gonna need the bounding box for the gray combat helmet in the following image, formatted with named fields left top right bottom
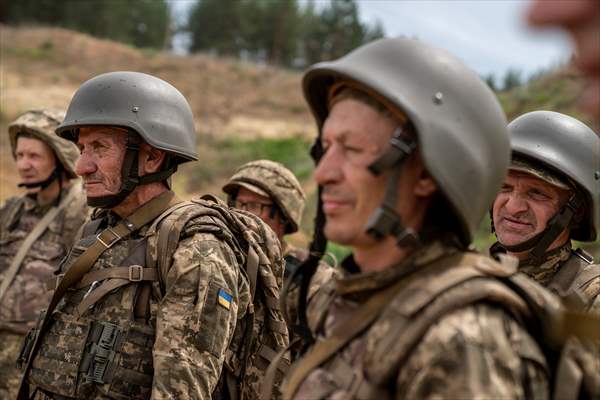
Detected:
left=222, top=160, right=306, bottom=234
left=303, top=37, right=510, bottom=245
left=509, top=110, right=599, bottom=242
left=9, top=109, right=79, bottom=179
left=56, top=71, right=198, bottom=208
left=56, top=71, right=198, bottom=163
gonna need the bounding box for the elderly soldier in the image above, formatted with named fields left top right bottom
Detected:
left=0, top=110, right=88, bottom=399
left=15, top=72, right=282, bottom=399
left=491, top=111, right=600, bottom=311
left=281, top=38, right=555, bottom=399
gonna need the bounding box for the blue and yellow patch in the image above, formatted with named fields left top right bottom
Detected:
left=217, top=289, right=232, bottom=310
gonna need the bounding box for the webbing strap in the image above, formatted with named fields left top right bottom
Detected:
left=282, top=275, right=408, bottom=399
left=46, top=266, right=158, bottom=291
left=261, top=338, right=298, bottom=400
left=76, top=278, right=130, bottom=317
left=0, top=183, right=80, bottom=304
left=17, top=190, right=180, bottom=400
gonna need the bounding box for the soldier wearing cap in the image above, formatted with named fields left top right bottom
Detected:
left=491, top=111, right=600, bottom=311
left=222, top=160, right=334, bottom=347
left=280, top=38, right=555, bottom=399
left=0, top=109, right=88, bottom=399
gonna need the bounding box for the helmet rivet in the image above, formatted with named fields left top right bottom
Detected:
left=595, top=171, right=600, bottom=180
left=433, top=92, right=443, bottom=105
left=132, top=106, right=139, bottom=113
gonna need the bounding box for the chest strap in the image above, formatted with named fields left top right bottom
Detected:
left=0, top=184, right=80, bottom=305
left=17, top=190, right=181, bottom=400
left=46, top=266, right=158, bottom=291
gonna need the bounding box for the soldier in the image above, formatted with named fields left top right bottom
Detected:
left=490, top=111, right=600, bottom=311
left=281, top=38, right=554, bottom=399
left=0, top=109, right=88, bottom=399
left=15, top=72, right=282, bottom=399
left=222, top=160, right=334, bottom=347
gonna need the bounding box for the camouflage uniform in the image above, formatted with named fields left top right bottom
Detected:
left=292, top=241, right=549, bottom=399
left=491, top=241, right=600, bottom=312
left=26, top=201, right=251, bottom=399
left=0, top=110, right=87, bottom=399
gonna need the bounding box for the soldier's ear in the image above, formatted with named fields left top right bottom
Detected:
left=140, top=143, right=166, bottom=174
left=414, top=167, right=437, bottom=198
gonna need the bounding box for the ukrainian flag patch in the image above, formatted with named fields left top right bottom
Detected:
left=217, top=289, right=232, bottom=310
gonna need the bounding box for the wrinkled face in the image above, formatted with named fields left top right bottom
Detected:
left=492, top=170, right=571, bottom=246
left=232, top=187, right=286, bottom=240
left=314, top=99, right=399, bottom=247
left=15, top=136, right=57, bottom=191
left=75, top=127, right=127, bottom=199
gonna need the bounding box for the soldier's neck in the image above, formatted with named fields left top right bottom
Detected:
left=111, top=183, right=169, bottom=218
left=508, top=231, right=571, bottom=261
left=35, top=179, right=64, bottom=206
left=353, top=236, right=415, bottom=273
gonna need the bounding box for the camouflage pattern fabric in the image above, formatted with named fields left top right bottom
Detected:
left=290, top=241, right=549, bottom=399
left=491, top=241, right=600, bottom=312
left=283, top=243, right=336, bottom=357
left=25, top=200, right=252, bottom=399
left=0, top=331, right=25, bottom=399
left=0, top=185, right=88, bottom=334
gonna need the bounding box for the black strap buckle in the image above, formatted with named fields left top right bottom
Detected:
left=80, top=321, right=123, bottom=384
left=16, top=329, right=37, bottom=369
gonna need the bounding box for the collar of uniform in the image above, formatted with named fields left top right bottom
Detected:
left=518, top=241, right=572, bottom=285
left=22, top=186, right=69, bottom=214
left=334, top=240, right=457, bottom=297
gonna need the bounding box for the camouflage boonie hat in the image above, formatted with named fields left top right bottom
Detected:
left=223, top=160, right=306, bottom=234
left=8, top=109, right=79, bottom=179
left=510, top=157, right=571, bottom=190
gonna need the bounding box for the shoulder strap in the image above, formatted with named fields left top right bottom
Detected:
left=17, top=190, right=180, bottom=400
left=0, top=184, right=80, bottom=304
left=548, top=249, right=596, bottom=310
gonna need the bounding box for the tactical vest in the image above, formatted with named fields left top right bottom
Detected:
left=284, top=251, right=600, bottom=400
left=20, top=194, right=289, bottom=399
left=547, top=248, right=599, bottom=311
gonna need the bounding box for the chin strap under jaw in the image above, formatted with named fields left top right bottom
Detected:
left=365, top=125, right=419, bottom=247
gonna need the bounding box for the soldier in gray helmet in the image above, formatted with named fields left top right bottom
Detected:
left=15, top=71, right=285, bottom=400
left=279, top=38, right=562, bottom=399
left=491, top=111, right=600, bottom=312
left=0, top=109, right=89, bottom=399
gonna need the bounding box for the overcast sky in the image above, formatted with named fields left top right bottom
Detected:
left=169, top=0, right=572, bottom=79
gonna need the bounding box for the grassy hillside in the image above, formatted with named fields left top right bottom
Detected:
left=1, top=26, right=596, bottom=255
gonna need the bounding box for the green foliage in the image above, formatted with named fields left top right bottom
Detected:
left=182, top=133, right=314, bottom=192
left=187, top=0, right=384, bottom=68
left=325, top=242, right=351, bottom=266
left=501, top=68, right=523, bottom=91
left=1, top=0, right=170, bottom=49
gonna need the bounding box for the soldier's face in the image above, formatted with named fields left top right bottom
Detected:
left=75, top=127, right=127, bottom=198
left=15, top=136, right=57, bottom=192
left=315, top=99, right=426, bottom=249
left=492, top=171, right=571, bottom=248
left=232, top=187, right=286, bottom=240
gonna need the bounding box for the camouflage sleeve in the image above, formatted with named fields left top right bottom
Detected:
left=579, top=264, right=600, bottom=314
left=61, top=182, right=90, bottom=249
left=151, top=232, right=250, bottom=399
left=396, top=304, right=550, bottom=399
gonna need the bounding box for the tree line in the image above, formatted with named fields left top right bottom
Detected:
left=1, top=0, right=384, bottom=69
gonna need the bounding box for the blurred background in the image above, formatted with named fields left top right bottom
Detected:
left=0, top=0, right=597, bottom=260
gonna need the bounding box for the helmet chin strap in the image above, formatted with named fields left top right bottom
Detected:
left=18, top=167, right=60, bottom=190
left=87, top=131, right=178, bottom=209
left=500, top=194, right=582, bottom=263
left=364, top=125, right=418, bottom=248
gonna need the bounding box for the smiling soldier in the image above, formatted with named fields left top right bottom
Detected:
left=491, top=111, right=600, bottom=312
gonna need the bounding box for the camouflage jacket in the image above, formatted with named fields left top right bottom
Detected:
left=288, top=241, right=549, bottom=399
left=0, top=183, right=88, bottom=334
left=26, top=195, right=252, bottom=399
left=491, top=241, right=600, bottom=312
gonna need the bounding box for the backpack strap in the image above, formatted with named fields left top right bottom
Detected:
left=17, top=190, right=180, bottom=400
left=548, top=248, right=596, bottom=310
left=0, top=184, right=80, bottom=304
